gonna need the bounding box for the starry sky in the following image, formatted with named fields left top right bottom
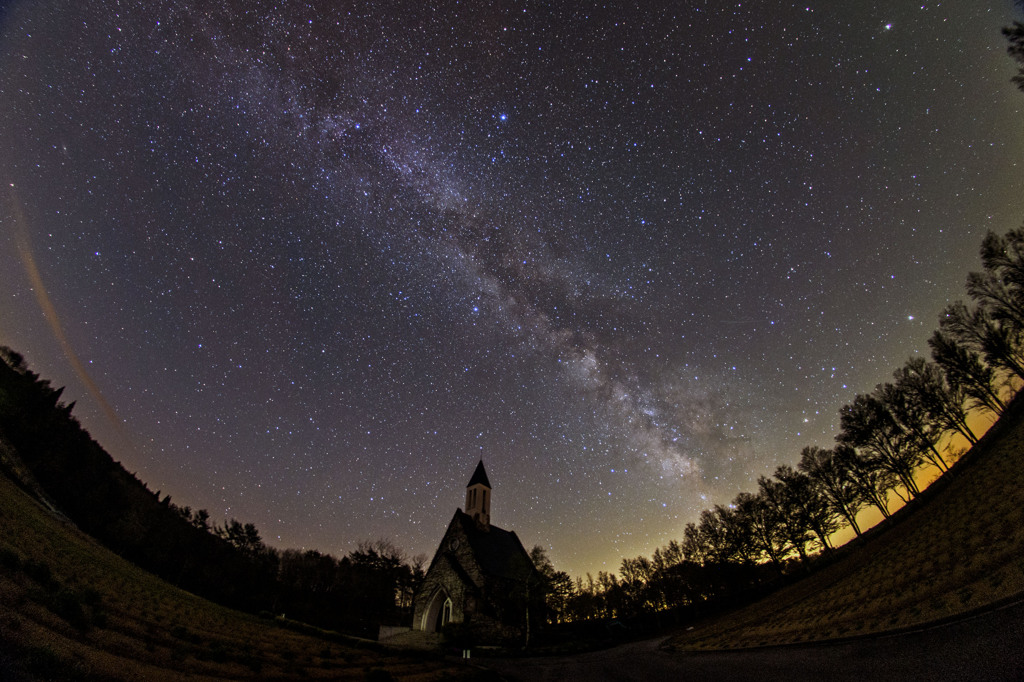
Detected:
left=2, top=1, right=1023, bottom=577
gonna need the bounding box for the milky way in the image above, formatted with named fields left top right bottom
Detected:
left=2, top=1, right=1023, bottom=575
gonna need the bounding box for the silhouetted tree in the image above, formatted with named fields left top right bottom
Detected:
left=619, top=555, right=656, bottom=615
left=530, top=545, right=573, bottom=623
left=1006, top=20, right=1024, bottom=92
left=879, top=376, right=949, bottom=473
left=940, top=301, right=1024, bottom=384
left=929, top=330, right=1006, bottom=416
left=838, top=393, right=921, bottom=498
left=218, top=519, right=266, bottom=556
left=716, top=503, right=758, bottom=565
left=566, top=574, right=602, bottom=621
left=798, top=445, right=865, bottom=535
left=346, top=539, right=416, bottom=632
left=278, top=548, right=341, bottom=596
left=693, top=507, right=730, bottom=564
left=895, top=357, right=977, bottom=452
left=655, top=560, right=706, bottom=608
left=0, top=346, right=27, bottom=372
left=758, top=475, right=813, bottom=563
left=192, top=508, right=212, bottom=531
left=652, top=539, right=685, bottom=572
left=682, top=522, right=708, bottom=565
left=734, top=490, right=787, bottom=570
left=773, top=464, right=841, bottom=552
left=935, top=227, right=1024, bottom=396
left=596, top=571, right=622, bottom=618
left=971, top=229, right=1024, bottom=325
left=646, top=540, right=690, bottom=610
left=834, top=443, right=893, bottom=519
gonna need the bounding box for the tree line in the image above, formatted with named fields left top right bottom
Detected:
left=0, top=349, right=423, bottom=638
left=529, top=27, right=1024, bottom=621
left=531, top=225, right=1024, bottom=626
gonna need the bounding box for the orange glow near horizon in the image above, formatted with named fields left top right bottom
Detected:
left=7, top=185, right=128, bottom=437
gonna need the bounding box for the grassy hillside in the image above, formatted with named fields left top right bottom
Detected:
left=666, top=395, right=1024, bottom=651
left=0, top=464, right=475, bottom=681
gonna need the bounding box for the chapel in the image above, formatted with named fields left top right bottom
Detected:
left=410, top=461, right=541, bottom=644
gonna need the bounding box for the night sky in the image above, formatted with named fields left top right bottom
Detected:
left=2, top=1, right=1023, bottom=577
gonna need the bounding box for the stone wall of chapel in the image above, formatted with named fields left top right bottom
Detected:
left=410, top=511, right=531, bottom=644
left=412, top=522, right=481, bottom=629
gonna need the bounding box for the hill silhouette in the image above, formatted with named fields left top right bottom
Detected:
left=0, top=439, right=478, bottom=680
left=0, top=347, right=425, bottom=642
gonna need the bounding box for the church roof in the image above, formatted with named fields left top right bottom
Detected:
left=466, top=460, right=491, bottom=488
left=453, top=509, right=535, bottom=581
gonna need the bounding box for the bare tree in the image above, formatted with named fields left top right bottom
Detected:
left=715, top=503, right=757, bottom=564
left=774, top=464, right=842, bottom=552
left=838, top=393, right=921, bottom=498
left=895, top=357, right=977, bottom=452
left=940, top=302, right=1024, bottom=384
left=682, top=521, right=708, bottom=565
left=833, top=443, right=894, bottom=520
left=734, top=490, right=788, bottom=570
left=879, top=373, right=950, bottom=473
left=930, top=330, right=1006, bottom=416
left=798, top=445, right=865, bottom=535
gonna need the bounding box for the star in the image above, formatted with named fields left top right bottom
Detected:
left=0, top=0, right=1020, bottom=578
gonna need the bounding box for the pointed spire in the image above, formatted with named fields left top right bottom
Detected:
left=467, top=460, right=491, bottom=488
left=465, top=460, right=491, bottom=530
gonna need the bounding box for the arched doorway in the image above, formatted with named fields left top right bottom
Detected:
left=420, top=589, right=453, bottom=633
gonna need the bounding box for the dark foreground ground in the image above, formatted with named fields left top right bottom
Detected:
left=481, top=597, right=1024, bottom=681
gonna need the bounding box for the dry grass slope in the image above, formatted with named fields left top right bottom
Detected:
left=0, top=470, right=479, bottom=680
left=667, top=399, right=1024, bottom=650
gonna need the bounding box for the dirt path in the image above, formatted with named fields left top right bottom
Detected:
left=480, top=599, right=1024, bottom=681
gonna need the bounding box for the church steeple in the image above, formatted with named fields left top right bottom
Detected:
left=465, top=460, right=491, bottom=529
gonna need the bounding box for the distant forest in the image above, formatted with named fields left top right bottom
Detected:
left=0, top=349, right=423, bottom=638
left=1, top=20, right=1022, bottom=642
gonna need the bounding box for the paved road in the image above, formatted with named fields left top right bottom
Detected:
left=481, top=600, right=1024, bottom=681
